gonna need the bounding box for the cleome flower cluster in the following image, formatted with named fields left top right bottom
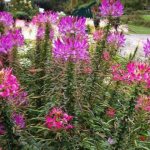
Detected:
left=32, top=11, right=59, bottom=40
left=45, top=107, right=73, bottom=130
left=53, top=16, right=89, bottom=62
left=99, top=0, right=124, bottom=17
left=0, top=29, right=24, bottom=54
left=0, top=68, right=20, bottom=98
left=0, top=11, right=14, bottom=27
left=135, top=96, right=150, bottom=112
left=107, top=32, right=126, bottom=49
left=111, top=62, right=150, bottom=87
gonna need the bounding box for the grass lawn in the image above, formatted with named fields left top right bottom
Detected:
left=142, top=15, right=150, bottom=21
left=128, top=24, right=150, bottom=34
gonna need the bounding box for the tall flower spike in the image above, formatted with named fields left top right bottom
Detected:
left=143, top=39, right=150, bottom=57
left=53, top=37, right=89, bottom=62
left=99, top=0, right=124, bottom=17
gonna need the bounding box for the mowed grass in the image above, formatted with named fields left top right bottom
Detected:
left=128, top=24, right=150, bottom=34
left=142, top=15, right=150, bottom=21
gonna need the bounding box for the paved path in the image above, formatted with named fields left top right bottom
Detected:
left=121, top=34, right=150, bottom=60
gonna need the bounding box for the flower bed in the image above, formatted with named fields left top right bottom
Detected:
left=0, top=1, right=150, bottom=149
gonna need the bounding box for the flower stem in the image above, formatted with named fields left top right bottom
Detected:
left=114, top=86, right=139, bottom=150
left=2, top=100, right=14, bottom=150
left=65, top=62, right=75, bottom=115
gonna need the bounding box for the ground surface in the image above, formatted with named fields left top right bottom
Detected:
left=121, top=34, right=150, bottom=59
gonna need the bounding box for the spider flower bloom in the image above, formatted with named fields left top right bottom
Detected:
left=59, top=16, right=86, bottom=37
left=102, top=51, right=110, bottom=61
left=12, top=113, right=25, bottom=129
left=45, top=107, right=73, bottom=130
left=0, top=33, right=14, bottom=53
left=53, top=37, right=89, bottom=62
left=106, top=107, right=116, bottom=118
left=143, top=39, right=150, bottom=57
left=8, top=91, right=28, bottom=107
left=135, top=96, right=150, bottom=112
left=0, top=30, right=24, bottom=54
left=32, top=11, right=59, bottom=25
left=111, top=62, right=150, bottom=84
left=11, top=29, right=24, bottom=47
left=93, top=29, right=104, bottom=41
left=107, top=32, right=125, bottom=48
left=99, top=0, right=124, bottom=17
left=0, top=11, right=14, bottom=27
left=0, top=68, right=20, bottom=98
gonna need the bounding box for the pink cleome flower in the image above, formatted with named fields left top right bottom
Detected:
left=0, top=29, right=24, bottom=54
left=135, top=96, right=150, bottom=112
left=8, top=91, right=28, bottom=107
left=99, top=0, right=124, bottom=17
left=53, top=16, right=89, bottom=63
left=12, top=112, right=26, bottom=129
left=59, top=16, right=86, bottom=37
left=45, top=107, right=73, bottom=131
left=53, top=37, right=89, bottom=62
left=106, top=107, right=116, bottom=118
left=0, top=11, right=14, bottom=27
left=93, top=29, right=104, bottom=41
left=0, top=68, right=20, bottom=98
left=111, top=62, right=150, bottom=86
left=107, top=32, right=125, bottom=49
left=32, top=11, right=59, bottom=25
left=102, top=51, right=110, bottom=61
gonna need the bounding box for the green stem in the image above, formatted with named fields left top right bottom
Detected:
left=9, top=47, right=19, bottom=75
left=84, top=20, right=111, bottom=104
left=42, top=23, right=50, bottom=68
left=35, top=23, right=50, bottom=108
left=114, top=86, right=139, bottom=150
left=65, top=61, right=75, bottom=115
left=2, top=100, right=14, bottom=150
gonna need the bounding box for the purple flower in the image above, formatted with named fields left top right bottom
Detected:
left=12, top=113, right=25, bottom=129
left=59, top=16, right=86, bottom=37
left=11, top=29, right=24, bottom=47
left=32, top=11, right=59, bottom=25
left=8, top=91, right=28, bottom=107
left=53, top=37, right=89, bottom=62
left=108, top=137, right=115, bottom=145
left=0, top=33, right=14, bottom=53
left=0, top=11, right=14, bottom=27
left=143, top=39, right=150, bottom=57
left=107, top=32, right=125, bottom=48
left=0, top=29, right=24, bottom=54
left=99, top=0, right=124, bottom=17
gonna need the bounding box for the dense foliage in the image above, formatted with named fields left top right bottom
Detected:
left=0, top=0, right=150, bottom=149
